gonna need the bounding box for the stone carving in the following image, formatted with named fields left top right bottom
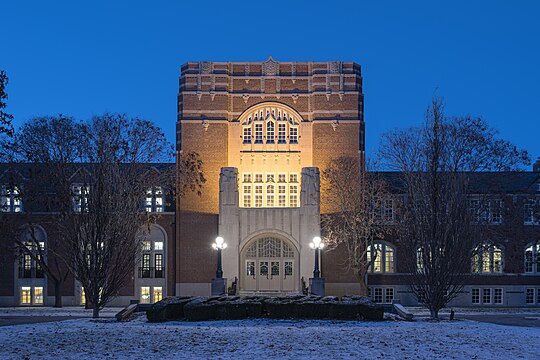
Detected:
left=328, top=61, right=340, bottom=74
left=200, top=61, right=212, bottom=74
left=262, top=56, right=278, bottom=76
left=292, top=93, right=299, bottom=104
left=201, top=119, right=209, bottom=131
left=331, top=119, right=339, bottom=131
left=219, top=167, right=238, bottom=206
left=243, top=94, right=250, bottom=104
left=301, top=167, right=320, bottom=206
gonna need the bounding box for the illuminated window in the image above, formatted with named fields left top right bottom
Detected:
left=289, top=127, right=298, bottom=144
left=289, top=173, right=298, bottom=183
left=1, top=185, right=22, bottom=212
left=155, top=254, right=163, bottom=278
left=71, top=184, right=89, bottom=212
left=254, top=185, right=263, bottom=207
left=278, top=185, right=287, bottom=207
left=289, top=185, right=298, bottom=207
left=154, top=241, right=163, bottom=251
left=145, top=187, right=164, bottom=213
left=142, top=241, right=151, bottom=251
left=472, top=243, right=503, bottom=273
left=153, top=287, right=163, bottom=303
left=266, top=122, right=275, bottom=143
left=525, top=243, right=540, bottom=273
left=21, top=287, right=31, bottom=305
left=278, top=123, right=286, bottom=143
left=141, top=286, right=150, bottom=304
left=81, top=287, right=86, bottom=305
left=471, top=288, right=480, bottom=304
left=243, top=127, right=252, bottom=144
left=243, top=173, right=252, bottom=183
left=34, top=287, right=43, bottom=305
left=255, top=124, right=263, bottom=144
left=267, top=185, right=275, bottom=207
left=243, top=185, right=251, bottom=207
left=367, top=242, right=395, bottom=273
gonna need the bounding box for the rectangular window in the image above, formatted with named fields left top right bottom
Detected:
left=266, top=122, right=275, bottom=143
left=385, top=288, right=394, bottom=304
left=469, top=199, right=480, bottom=223
left=154, top=241, right=163, bottom=251
left=289, top=127, right=298, bottom=144
left=278, top=173, right=286, bottom=183
left=243, top=185, right=251, bottom=207
left=141, top=287, right=151, bottom=304
left=383, top=199, right=393, bottom=222
left=471, top=288, right=480, bottom=304
left=254, top=173, right=263, bottom=183
left=81, top=287, right=86, bottom=305
left=142, top=241, right=151, bottom=251
left=266, top=173, right=275, bottom=183
left=526, top=288, right=535, bottom=304
left=482, top=288, right=491, bottom=304
left=71, top=185, right=89, bottom=213
left=255, top=124, right=263, bottom=144
left=243, top=127, right=252, bottom=144
left=266, top=185, right=275, bottom=207
left=278, top=185, right=287, bottom=207
left=243, top=173, right=252, bottom=183
left=155, top=254, right=163, bottom=278
left=278, top=123, right=286, bottom=143
left=154, top=187, right=164, bottom=212
left=524, top=198, right=537, bottom=224
left=373, top=288, right=383, bottom=303
left=494, top=288, right=503, bottom=304
left=289, top=173, right=298, bottom=183
left=34, top=287, right=43, bottom=305
left=490, top=200, right=502, bottom=224
left=255, top=185, right=263, bottom=207
left=289, top=185, right=298, bottom=207
left=1, top=186, right=22, bottom=213
left=537, top=288, right=540, bottom=305
left=153, top=287, right=163, bottom=303
left=141, top=254, right=151, bottom=278
left=21, top=287, right=31, bottom=305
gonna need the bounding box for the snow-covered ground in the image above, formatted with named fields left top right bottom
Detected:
left=0, top=314, right=539, bottom=359
left=0, top=306, right=122, bottom=317
left=409, top=306, right=540, bottom=316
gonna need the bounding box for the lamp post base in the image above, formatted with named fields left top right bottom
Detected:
left=309, top=277, right=325, bottom=296
left=211, top=278, right=227, bottom=296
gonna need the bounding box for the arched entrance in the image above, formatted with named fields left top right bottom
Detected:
left=240, top=236, right=298, bottom=293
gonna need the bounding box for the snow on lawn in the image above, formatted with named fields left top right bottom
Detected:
left=0, top=306, right=122, bottom=317
left=0, top=315, right=538, bottom=359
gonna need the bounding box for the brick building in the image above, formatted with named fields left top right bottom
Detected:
left=0, top=58, right=539, bottom=307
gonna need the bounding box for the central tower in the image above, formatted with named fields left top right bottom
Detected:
left=177, top=57, right=364, bottom=296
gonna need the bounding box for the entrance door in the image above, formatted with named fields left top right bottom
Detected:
left=241, top=236, right=297, bottom=293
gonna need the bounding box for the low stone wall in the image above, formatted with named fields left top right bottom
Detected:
left=147, top=295, right=384, bottom=322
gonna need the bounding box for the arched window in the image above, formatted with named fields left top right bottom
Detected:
left=525, top=243, right=540, bottom=273
left=472, top=243, right=503, bottom=273
left=367, top=242, right=395, bottom=273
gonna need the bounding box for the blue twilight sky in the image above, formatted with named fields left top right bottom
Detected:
left=2, top=0, right=539, bottom=162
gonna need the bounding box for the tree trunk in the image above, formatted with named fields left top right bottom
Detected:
left=430, top=308, right=439, bottom=320
left=53, top=279, right=63, bottom=308
left=357, top=270, right=369, bottom=296
left=92, top=306, right=100, bottom=318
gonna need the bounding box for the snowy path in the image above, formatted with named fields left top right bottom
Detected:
left=0, top=316, right=538, bottom=359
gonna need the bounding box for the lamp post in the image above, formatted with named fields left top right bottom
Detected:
left=309, top=236, right=324, bottom=278
left=212, top=236, right=227, bottom=279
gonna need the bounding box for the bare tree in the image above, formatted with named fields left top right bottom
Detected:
left=0, top=115, right=83, bottom=307
left=58, top=113, right=172, bottom=318
left=379, top=96, right=530, bottom=318
left=321, top=156, right=389, bottom=296
left=0, top=70, right=14, bottom=137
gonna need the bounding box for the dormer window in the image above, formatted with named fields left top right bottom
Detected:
left=1, top=185, right=22, bottom=213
